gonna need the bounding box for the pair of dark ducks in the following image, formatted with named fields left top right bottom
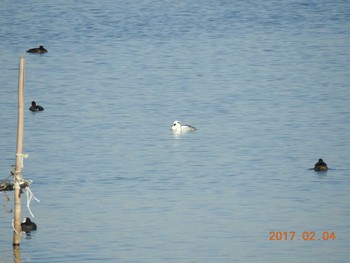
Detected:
left=27, top=46, right=46, bottom=112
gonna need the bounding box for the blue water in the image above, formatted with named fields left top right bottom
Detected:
left=1, top=0, right=350, bottom=262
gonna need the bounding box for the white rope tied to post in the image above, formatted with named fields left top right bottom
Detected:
left=12, top=218, right=19, bottom=234
left=9, top=179, right=39, bottom=233
left=12, top=218, right=25, bottom=237
left=13, top=177, right=21, bottom=190
left=25, top=185, right=40, bottom=218
left=16, top=153, right=29, bottom=168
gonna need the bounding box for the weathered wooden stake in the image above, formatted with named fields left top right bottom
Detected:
left=13, top=246, right=22, bottom=263
left=13, top=57, right=25, bottom=246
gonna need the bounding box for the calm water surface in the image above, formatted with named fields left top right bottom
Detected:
left=1, top=0, right=350, bottom=262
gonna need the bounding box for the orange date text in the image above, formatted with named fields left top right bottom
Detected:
left=269, top=231, right=335, bottom=241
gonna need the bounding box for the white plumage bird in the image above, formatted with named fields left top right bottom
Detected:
left=171, top=120, right=196, bottom=134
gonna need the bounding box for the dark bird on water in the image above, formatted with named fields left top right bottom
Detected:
left=21, top=217, right=37, bottom=232
left=26, top=45, right=48, bottom=53
left=29, top=101, right=44, bottom=112
left=314, top=158, right=328, bottom=172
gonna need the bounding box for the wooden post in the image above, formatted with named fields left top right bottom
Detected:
left=13, top=246, right=22, bottom=263
left=13, top=57, right=25, bottom=247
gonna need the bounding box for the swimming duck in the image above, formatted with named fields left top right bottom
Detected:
left=21, top=217, right=37, bottom=232
left=29, top=101, right=44, bottom=112
left=172, top=120, right=196, bottom=134
left=314, top=158, right=328, bottom=171
left=26, top=45, right=48, bottom=53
